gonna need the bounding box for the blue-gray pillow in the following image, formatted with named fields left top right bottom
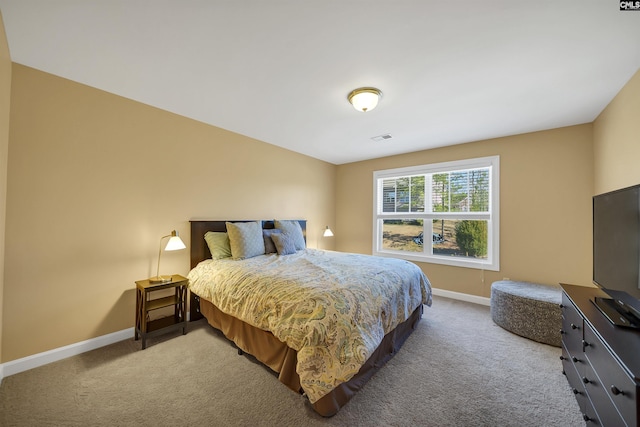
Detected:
left=226, top=221, right=265, bottom=260
left=274, top=220, right=306, bottom=251
left=271, top=232, right=297, bottom=255
left=204, top=231, right=232, bottom=259
left=263, top=229, right=281, bottom=254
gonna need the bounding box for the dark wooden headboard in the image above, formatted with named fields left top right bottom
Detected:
left=188, top=220, right=307, bottom=321
left=189, top=220, right=307, bottom=269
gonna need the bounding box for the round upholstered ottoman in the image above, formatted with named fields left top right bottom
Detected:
left=490, top=280, right=562, bottom=347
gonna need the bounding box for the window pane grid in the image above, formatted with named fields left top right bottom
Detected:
left=373, top=157, right=499, bottom=271
left=431, top=167, right=490, bottom=214
left=381, top=175, right=425, bottom=213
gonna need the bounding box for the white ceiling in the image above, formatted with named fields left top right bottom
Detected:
left=1, top=1, right=639, bottom=165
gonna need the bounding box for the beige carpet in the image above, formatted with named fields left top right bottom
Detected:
left=0, top=296, right=584, bottom=426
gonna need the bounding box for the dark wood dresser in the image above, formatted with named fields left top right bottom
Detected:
left=560, top=284, right=640, bottom=426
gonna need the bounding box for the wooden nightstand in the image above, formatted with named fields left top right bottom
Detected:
left=135, top=274, right=188, bottom=349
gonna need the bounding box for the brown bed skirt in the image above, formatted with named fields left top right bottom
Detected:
left=198, top=297, right=424, bottom=417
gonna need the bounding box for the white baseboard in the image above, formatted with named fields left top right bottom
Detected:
left=432, top=287, right=491, bottom=306
left=0, top=290, right=486, bottom=383
left=0, top=327, right=134, bottom=381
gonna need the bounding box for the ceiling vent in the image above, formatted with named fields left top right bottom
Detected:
left=371, top=134, right=393, bottom=142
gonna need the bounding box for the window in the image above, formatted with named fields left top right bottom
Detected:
left=373, top=156, right=499, bottom=271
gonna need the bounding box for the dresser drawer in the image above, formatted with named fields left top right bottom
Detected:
left=583, top=357, right=626, bottom=426
left=583, top=397, right=603, bottom=426
left=562, top=294, right=584, bottom=356
left=584, top=323, right=637, bottom=426
left=562, top=344, right=588, bottom=410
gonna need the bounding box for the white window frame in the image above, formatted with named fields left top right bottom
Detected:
left=372, top=156, right=500, bottom=271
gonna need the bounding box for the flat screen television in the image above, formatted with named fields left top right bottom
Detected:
left=592, top=184, right=640, bottom=328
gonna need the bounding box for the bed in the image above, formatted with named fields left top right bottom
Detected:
left=187, top=219, right=432, bottom=416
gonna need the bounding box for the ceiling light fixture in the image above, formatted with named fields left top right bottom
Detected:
left=347, top=87, right=382, bottom=112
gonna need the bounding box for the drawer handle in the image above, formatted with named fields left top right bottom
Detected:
left=610, top=385, right=625, bottom=396
left=571, top=323, right=579, bottom=330
left=582, top=377, right=590, bottom=384
left=572, top=356, right=579, bottom=363
left=572, top=388, right=581, bottom=395
left=560, top=329, right=565, bottom=335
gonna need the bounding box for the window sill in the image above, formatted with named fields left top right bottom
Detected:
left=373, top=250, right=499, bottom=271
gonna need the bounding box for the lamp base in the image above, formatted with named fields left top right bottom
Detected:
left=148, top=275, right=173, bottom=284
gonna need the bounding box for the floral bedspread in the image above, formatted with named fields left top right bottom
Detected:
left=187, top=248, right=432, bottom=404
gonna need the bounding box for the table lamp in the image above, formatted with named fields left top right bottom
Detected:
left=149, top=230, right=186, bottom=283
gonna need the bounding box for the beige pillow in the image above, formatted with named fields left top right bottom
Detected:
left=204, top=231, right=232, bottom=259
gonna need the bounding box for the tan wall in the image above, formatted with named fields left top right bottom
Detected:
left=336, top=125, right=594, bottom=297
left=2, top=64, right=336, bottom=362
left=3, top=48, right=634, bottom=366
left=0, top=11, right=12, bottom=368
left=593, top=69, right=640, bottom=195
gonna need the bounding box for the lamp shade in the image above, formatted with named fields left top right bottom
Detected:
left=323, top=226, right=334, bottom=237
left=165, top=234, right=186, bottom=251
left=348, top=87, right=382, bottom=112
